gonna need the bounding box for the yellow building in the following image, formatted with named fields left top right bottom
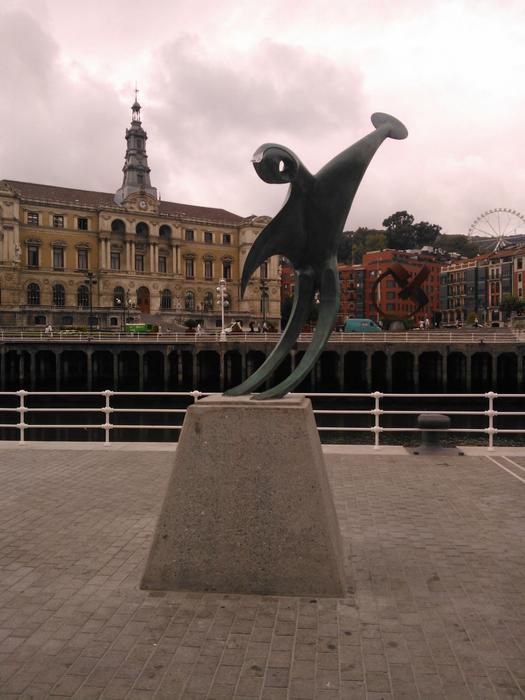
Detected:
left=0, top=99, right=279, bottom=330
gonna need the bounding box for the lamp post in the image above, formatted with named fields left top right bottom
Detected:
left=115, top=290, right=129, bottom=331
left=84, top=272, right=97, bottom=337
left=216, top=278, right=228, bottom=341
left=260, top=277, right=269, bottom=329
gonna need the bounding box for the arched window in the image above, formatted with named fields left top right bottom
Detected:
left=77, top=285, right=89, bottom=308
left=203, top=291, right=213, bottom=312
left=27, top=283, right=40, bottom=305
left=111, top=219, right=126, bottom=233
left=52, top=283, right=65, bottom=307
left=159, top=225, right=171, bottom=241
left=184, top=291, right=195, bottom=312
left=160, top=289, right=172, bottom=310
left=113, top=286, right=125, bottom=307
left=136, top=222, right=149, bottom=238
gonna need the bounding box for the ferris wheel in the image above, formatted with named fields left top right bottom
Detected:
left=468, top=208, right=525, bottom=251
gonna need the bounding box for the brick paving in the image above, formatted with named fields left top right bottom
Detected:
left=0, top=446, right=524, bottom=699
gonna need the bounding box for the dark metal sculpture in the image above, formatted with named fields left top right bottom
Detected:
left=372, top=262, right=430, bottom=320
left=226, top=112, right=408, bottom=400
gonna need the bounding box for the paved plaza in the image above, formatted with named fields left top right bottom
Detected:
left=0, top=444, right=524, bottom=699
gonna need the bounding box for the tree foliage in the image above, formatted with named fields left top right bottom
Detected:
left=500, top=294, right=525, bottom=319
left=337, top=227, right=386, bottom=263
left=434, top=233, right=479, bottom=258
left=382, top=211, right=442, bottom=249
left=337, top=211, right=481, bottom=262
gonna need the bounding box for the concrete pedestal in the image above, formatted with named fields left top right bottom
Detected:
left=141, top=395, right=346, bottom=596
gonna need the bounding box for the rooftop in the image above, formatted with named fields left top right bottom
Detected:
left=1, top=180, right=246, bottom=227
left=0, top=443, right=524, bottom=698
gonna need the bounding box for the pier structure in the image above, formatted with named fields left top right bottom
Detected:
left=1, top=332, right=524, bottom=393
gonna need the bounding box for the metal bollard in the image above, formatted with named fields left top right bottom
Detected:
left=413, top=412, right=459, bottom=454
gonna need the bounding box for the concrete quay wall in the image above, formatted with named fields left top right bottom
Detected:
left=0, top=337, right=523, bottom=393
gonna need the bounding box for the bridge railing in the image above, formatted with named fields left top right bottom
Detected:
left=0, top=389, right=520, bottom=451
left=0, top=329, right=524, bottom=344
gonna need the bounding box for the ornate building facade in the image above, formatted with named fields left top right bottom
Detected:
left=0, top=100, right=279, bottom=329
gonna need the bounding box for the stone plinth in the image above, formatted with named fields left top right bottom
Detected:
left=141, top=395, right=346, bottom=596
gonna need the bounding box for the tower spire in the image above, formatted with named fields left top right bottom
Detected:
left=114, top=92, right=157, bottom=205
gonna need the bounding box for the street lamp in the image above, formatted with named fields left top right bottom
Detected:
left=260, top=277, right=269, bottom=330
left=115, top=290, right=129, bottom=331
left=84, top=272, right=97, bottom=337
left=216, top=278, right=228, bottom=341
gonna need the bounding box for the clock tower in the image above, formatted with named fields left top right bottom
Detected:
left=114, top=93, right=158, bottom=205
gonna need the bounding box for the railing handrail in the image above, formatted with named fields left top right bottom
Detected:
left=0, top=388, right=520, bottom=451
left=0, top=329, right=523, bottom=345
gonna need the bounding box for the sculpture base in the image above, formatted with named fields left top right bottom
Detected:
left=141, top=395, right=346, bottom=596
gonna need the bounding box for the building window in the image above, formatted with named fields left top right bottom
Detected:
left=27, top=212, right=39, bottom=225
left=160, top=289, right=172, bottom=310
left=77, top=218, right=88, bottom=230
left=158, top=255, right=167, bottom=273
left=28, top=245, right=39, bottom=268
left=159, top=225, right=171, bottom=240
left=52, top=247, right=64, bottom=270
left=185, top=229, right=194, bottom=241
left=518, top=258, right=523, bottom=270
left=222, top=234, right=231, bottom=245
left=34, top=315, right=46, bottom=325
left=203, top=291, right=213, bottom=311
left=204, top=231, right=213, bottom=243
left=110, top=317, right=119, bottom=327
left=77, top=249, right=88, bottom=270
left=61, top=315, right=74, bottom=325
left=204, top=260, right=213, bottom=279
left=185, top=291, right=195, bottom=311
left=27, top=283, right=40, bottom=305
left=223, top=261, right=232, bottom=279
left=77, top=285, right=89, bottom=308
left=260, top=262, right=269, bottom=279
left=111, top=219, right=126, bottom=233
left=185, top=258, right=195, bottom=278
left=135, top=254, right=144, bottom=272
left=53, top=284, right=65, bottom=306
left=110, top=252, right=120, bottom=270
left=53, top=215, right=64, bottom=228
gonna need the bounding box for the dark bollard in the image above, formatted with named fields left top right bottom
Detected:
left=413, top=412, right=454, bottom=454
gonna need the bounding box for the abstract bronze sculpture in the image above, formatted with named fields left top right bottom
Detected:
left=372, top=262, right=430, bottom=320
left=226, top=112, right=408, bottom=399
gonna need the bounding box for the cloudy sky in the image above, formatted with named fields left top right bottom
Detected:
left=1, top=0, right=525, bottom=236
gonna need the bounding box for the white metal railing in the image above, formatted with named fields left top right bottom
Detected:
left=0, top=389, right=522, bottom=451
left=0, top=329, right=524, bottom=344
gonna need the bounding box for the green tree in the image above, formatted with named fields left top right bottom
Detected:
left=337, top=227, right=386, bottom=263
left=413, top=221, right=441, bottom=247
left=435, top=234, right=479, bottom=258
left=500, top=294, right=525, bottom=319
left=383, top=211, right=416, bottom=249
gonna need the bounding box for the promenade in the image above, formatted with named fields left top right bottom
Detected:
left=0, top=443, right=524, bottom=699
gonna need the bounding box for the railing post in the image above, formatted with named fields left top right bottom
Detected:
left=485, top=390, right=497, bottom=451
left=371, top=390, right=383, bottom=450
left=16, top=389, right=28, bottom=445
left=102, top=389, right=114, bottom=445
left=190, top=390, right=203, bottom=403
